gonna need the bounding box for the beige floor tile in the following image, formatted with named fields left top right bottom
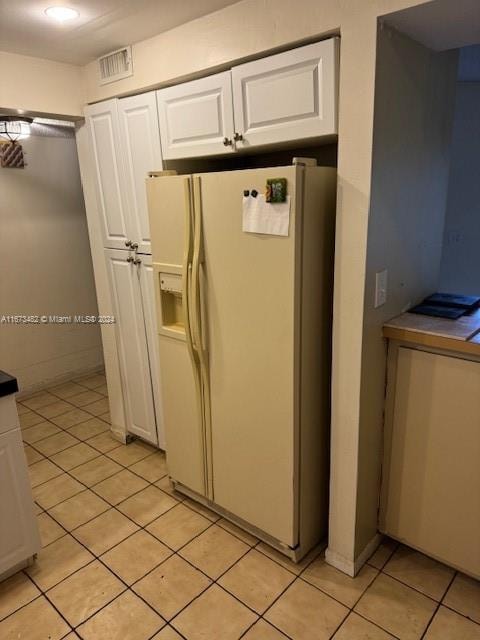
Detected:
left=34, top=501, right=44, bottom=514
left=180, top=524, right=249, bottom=579
left=19, top=410, right=45, bottom=429
left=33, top=431, right=79, bottom=456
left=172, top=584, right=257, bottom=640
left=50, top=442, right=100, bottom=470
left=242, top=619, right=290, bottom=639
left=48, top=489, right=110, bottom=531
left=32, top=473, right=84, bottom=509
left=303, top=554, right=378, bottom=607
left=70, top=455, right=122, bottom=486
left=0, top=572, right=40, bottom=621
left=129, top=452, right=168, bottom=482
left=355, top=573, right=437, bottom=640
left=86, top=431, right=122, bottom=453
left=73, top=508, right=139, bottom=555
left=117, top=486, right=177, bottom=526
left=384, top=545, right=455, bottom=601
left=101, top=530, right=171, bottom=584
left=63, top=633, right=81, bottom=639
left=107, top=441, right=157, bottom=467
left=26, top=534, right=94, bottom=590
left=16, top=402, right=31, bottom=415
left=28, top=459, right=62, bottom=487
left=68, top=390, right=104, bottom=407
left=256, top=541, right=322, bottom=576
left=37, top=512, right=65, bottom=547
left=22, top=421, right=60, bottom=444
left=146, top=503, right=211, bottom=550
left=155, top=476, right=185, bottom=500
left=49, top=381, right=87, bottom=399
left=47, top=560, right=124, bottom=627
left=443, top=572, right=480, bottom=623
left=219, top=548, right=295, bottom=613
left=68, top=417, right=109, bottom=440
left=84, top=397, right=110, bottom=416
left=152, top=626, right=184, bottom=639
left=35, top=400, right=73, bottom=419
left=96, top=383, right=108, bottom=396
left=23, top=444, right=44, bottom=465
left=93, top=469, right=149, bottom=505
left=333, top=612, right=396, bottom=639
left=265, top=579, right=348, bottom=640
left=22, top=392, right=59, bottom=410
left=0, top=595, right=70, bottom=640
left=181, top=497, right=220, bottom=521
left=50, top=407, right=91, bottom=428
left=424, top=605, right=480, bottom=639
left=99, top=411, right=111, bottom=423
left=77, top=590, right=164, bottom=640
left=77, top=373, right=106, bottom=389
left=368, top=538, right=399, bottom=570
left=133, top=554, right=211, bottom=620
left=217, top=518, right=259, bottom=546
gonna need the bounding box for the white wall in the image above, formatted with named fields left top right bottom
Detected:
left=0, top=127, right=103, bottom=393
left=439, top=83, right=480, bottom=295
left=357, top=25, right=457, bottom=554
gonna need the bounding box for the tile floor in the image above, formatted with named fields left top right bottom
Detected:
left=1, top=372, right=479, bottom=639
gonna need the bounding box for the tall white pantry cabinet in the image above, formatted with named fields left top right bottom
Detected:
left=83, top=92, right=165, bottom=448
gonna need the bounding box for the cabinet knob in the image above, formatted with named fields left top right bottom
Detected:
left=125, top=240, right=133, bottom=248
left=233, top=132, right=243, bottom=142
left=126, top=256, right=134, bottom=263
left=133, top=258, right=142, bottom=265
left=223, top=137, right=233, bottom=146
left=131, top=242, right=139, bottom=251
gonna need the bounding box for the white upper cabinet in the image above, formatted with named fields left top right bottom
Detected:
left=157, top=71, right=235, bottom=159
left=231, top=39, right=339, bottom=148
left=86, top=100, right=129, bottom=250
left=118, top=92, right=163, bottom=254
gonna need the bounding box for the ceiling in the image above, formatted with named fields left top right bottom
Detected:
left=383, top=0, right=480, bottom=52
left=0, top=0, right=240, bottom=65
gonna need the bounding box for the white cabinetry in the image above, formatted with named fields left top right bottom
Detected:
left=156, top=39, right=339, bottom=159
left=380, top=345, right=480, bottom=578
left=0, top=394, right=40, bottom=578
left=85, top=93, right=164, bottom=448
left=157, top=71, right=235, bottom=159
left=232, top=39, right=339, bottom=148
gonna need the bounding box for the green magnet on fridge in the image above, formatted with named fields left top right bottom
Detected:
left=265, top=178, right=287, bottom=203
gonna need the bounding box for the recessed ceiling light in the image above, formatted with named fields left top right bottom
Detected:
left=45, top=6, right=79, bottom=22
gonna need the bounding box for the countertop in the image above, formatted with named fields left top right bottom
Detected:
left=0, top=371, right=18, bottom=398
left=383, top=309, right=480, bottom=357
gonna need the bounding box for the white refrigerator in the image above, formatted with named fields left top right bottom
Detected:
left=147, top=162, right=336, bottom=560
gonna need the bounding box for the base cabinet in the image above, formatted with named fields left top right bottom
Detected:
left=380, top=345, right=480, bottom=578
left=0, top=395, right=40, bottom=578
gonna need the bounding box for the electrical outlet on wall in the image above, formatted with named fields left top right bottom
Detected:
left=375, top=269, right=388, bottom=308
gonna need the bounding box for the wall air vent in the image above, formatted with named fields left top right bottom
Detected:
left=98, top=46, right=133, bottom=85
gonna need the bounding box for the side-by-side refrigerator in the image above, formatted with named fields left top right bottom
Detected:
left=147, top=162, right=336, bottom=560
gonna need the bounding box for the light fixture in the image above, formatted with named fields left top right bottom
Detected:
left=0, top=116, right=33, bottom=142
left=45, top=6, right=79, bottom=22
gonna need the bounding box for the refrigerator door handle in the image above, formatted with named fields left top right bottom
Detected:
left=192, top=176, right=214, bottom=499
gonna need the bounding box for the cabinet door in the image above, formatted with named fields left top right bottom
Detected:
left=138, top=255, right=165, bottom=449
left=105, top=249, right=158, bottom=445
left=86, top=100, right=130, bottom=250
left=232, top=39, right=339, bottom=148
left=381, top=347, right=480, bottom=578
left=0, top=429, right=40, bottom=575
left=117, top=93, right=163, bottom=254
left=157, top=71, right=235, bottom=159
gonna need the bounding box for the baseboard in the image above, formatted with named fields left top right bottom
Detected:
left=325, top=532, right=383, bottom=577
left=17, top=362, right=104, bottom=399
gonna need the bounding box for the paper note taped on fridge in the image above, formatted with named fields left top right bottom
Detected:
left=242, top=194, right=291, bottom=237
